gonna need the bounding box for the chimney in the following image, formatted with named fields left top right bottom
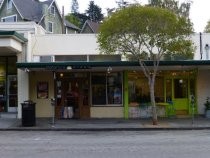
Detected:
left=62, top=6, right=65, bottom=34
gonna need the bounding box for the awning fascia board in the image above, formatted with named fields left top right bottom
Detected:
left=16, top=60, right=210, bottom=71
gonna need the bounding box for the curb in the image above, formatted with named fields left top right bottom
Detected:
left=1, top=127, right=210, bottom=131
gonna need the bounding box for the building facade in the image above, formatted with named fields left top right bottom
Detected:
left=0, top=0, right=80, bottom=33
left=1, top=22, right=210, bottom=120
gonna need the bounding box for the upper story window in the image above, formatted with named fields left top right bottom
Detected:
left=50, top=6, right=55, bottom=16
left=1, top=15, right=17, bottom=22
left=7, top=0, right=12, bottom=9
left=48, top=22, right=53, bottom=33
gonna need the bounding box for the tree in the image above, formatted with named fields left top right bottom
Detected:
left=97, top=5, right=194, bottom=125
left=71, top=0, right=79, bottom=13
left=148, top=0, right=192, bottom=19
left=86, top=1, right=104, bottom=22
left=65, top=13, right=81, bottom=28
left=204, top=20, right=210, bottom=33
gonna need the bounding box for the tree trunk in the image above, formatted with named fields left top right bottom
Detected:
left=149, top=76, right=158, bottom=125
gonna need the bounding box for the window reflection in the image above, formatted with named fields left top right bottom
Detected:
left=174, top=79, right=188, bottom=98
left=91, top=73, right=106, bottom=105
left=107, top=73, right=122, bottom=104
left=91, top=72, right=122, bottom=105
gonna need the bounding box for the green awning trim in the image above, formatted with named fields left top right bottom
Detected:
left=16, top=60, right=210, bottom=70
left=0, top=30, right=28, bottom=43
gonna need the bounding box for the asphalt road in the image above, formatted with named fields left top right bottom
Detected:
left=0, top=130, right=210, bottom=158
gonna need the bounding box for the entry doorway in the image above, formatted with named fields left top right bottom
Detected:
left=56, top=73, right=90, bottom=119
left=165, top=78, right=189, bottom=115
left=7, top=75, right=17, bottom=112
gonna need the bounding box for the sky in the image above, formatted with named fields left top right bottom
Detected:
left=56, top=0, right=210, bottom=33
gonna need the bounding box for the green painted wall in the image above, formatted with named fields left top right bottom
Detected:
left=123, top=71, right=129, bottom=119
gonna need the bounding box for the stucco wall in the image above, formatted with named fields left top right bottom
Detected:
left=91, top=107, right=124, bottom=118
left=31, top=34, right=99, bottom=56
left=29, top=71, right=54, bottom=117
left=197, top=69, right=210, bottom=114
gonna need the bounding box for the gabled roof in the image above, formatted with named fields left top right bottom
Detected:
left=81, top=20, right=100, bottom=33
left=64, top=19, right=81, bottom=31
left=0, top=0, right=78, bottom=31
left=13, top=0, right=47, bottom=23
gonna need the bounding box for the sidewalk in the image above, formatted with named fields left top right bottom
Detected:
left=1, top=116, right=210, bottom=131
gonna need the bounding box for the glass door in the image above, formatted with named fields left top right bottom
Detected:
left=7, top=75, right=17, bottom=112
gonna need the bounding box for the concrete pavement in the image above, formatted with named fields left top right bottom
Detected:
left=0, top=116, right=210, bottom=131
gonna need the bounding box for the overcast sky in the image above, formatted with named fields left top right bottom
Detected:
left=56, top=0, right=210, bottom=33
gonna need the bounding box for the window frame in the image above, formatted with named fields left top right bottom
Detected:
left=7, top=0, right=12, bottom=10
left=48, top=21, right=53, bottom=33
left=91, top=72, right=123, bottom=106
left=1, top=15, right=17, bottom=22
left=50, top=6, right=55, bottom=16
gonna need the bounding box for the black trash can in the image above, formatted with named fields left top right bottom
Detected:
left=21, top=100, right=36, bottom=127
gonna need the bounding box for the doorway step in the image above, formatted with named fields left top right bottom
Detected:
left=176, top=110, right=189, bottom=118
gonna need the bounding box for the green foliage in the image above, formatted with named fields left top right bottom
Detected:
left=148, top=0, right=191, bottom=18
left=204, top=20, right=210, bottom=33
left=164, top=40, right=195, bottom=60
left=65, top=13, right=89, bottom=28
left=98, top=5, right=194, bottom=60
left=86, top=1, right=104, bottom=22
left=65, top=13, right=81, bottom=28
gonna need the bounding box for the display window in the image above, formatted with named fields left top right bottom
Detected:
left=128, top=71, right=164, bottom=105
left=91, top=72, right=122, bottom=106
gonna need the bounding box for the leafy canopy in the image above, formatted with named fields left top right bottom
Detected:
left=148, top=0, right=191, bottom=18
left=204, top=20, right=210, bottom=33
left=86, top=1, right=104, bottom=22
left=98, top=5, right=194, bottom=60
left=71, top=0, right=79, bottom=13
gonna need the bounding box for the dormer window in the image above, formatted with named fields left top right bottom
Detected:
left=50, top=6, right=55, bottom=16
left=7, top=0, right=12, bottom=9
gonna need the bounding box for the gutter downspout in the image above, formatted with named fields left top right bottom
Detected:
left=200, top=32, right=203, bottom=60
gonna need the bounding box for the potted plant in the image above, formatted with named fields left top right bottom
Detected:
left=204, top=97, right=210, bottom=118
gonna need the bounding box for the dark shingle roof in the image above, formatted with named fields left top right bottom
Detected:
left=13, top=0, right=48, bottom=22
left=81, top=20, right=100, bottom=33
left=2, top=0, right=79, bottom=31
left=64, top=20, right=81, bottom=31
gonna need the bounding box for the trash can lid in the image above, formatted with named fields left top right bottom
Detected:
left=24, top=100, right=34, bottom=103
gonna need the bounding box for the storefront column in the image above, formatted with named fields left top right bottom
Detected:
left=123, top=71, right=129, bottom=119
left=17, top=69, right=29, bottom=118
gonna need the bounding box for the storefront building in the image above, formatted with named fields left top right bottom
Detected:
left=1, top=24, right=210, bottom=119
left=17, top=60, right=210, bottom=119
left=0, top=31, right=27, bottom=114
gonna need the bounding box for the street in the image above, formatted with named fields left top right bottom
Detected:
left=0, top=130, right=210, bottom=158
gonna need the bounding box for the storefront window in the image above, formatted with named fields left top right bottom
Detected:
left=128, top=71, right=164, bottom=104
left=8, top=57, right=17, bottom=74
left=91, top=73, right=106, bottom=105
left=107, top=73, right=122, bottom=104
left=91, top=72, right=122, bottom=105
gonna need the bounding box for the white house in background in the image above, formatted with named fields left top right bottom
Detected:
left=1, top=22, right=210, bottom=120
